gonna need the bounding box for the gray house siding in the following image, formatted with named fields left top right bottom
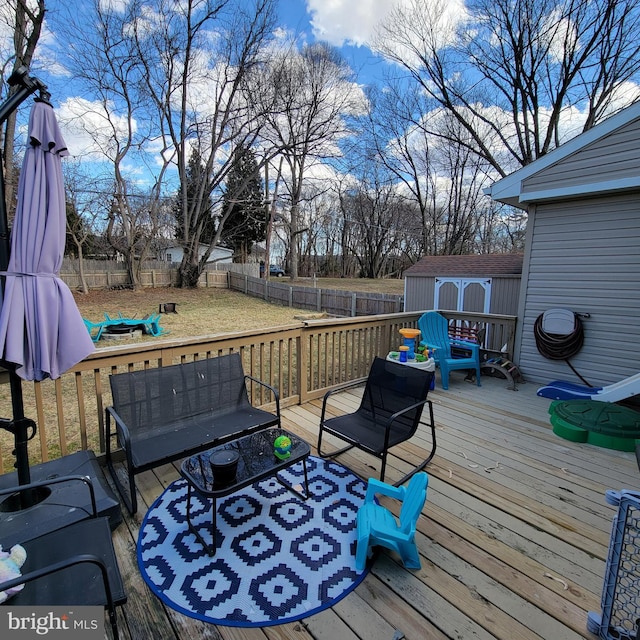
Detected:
left=516, top=193, right=640, bottom=385
left=522, top=119, right=640, bottom=196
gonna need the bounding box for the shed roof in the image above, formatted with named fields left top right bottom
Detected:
left=486, top=100, right=640, bottom=208
left=404, top=254, right=523, bottom=277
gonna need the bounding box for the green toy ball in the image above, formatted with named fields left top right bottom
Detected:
left=274, top=435, right=292, bottom=460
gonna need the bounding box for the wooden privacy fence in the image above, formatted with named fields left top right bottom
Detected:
left=229, top=271, right=404, bottom=317
left=59, top=261, right=403, bottom=317
left=60, top=268, right=231, bottom=290
left=0, top=310, right=516, bottom=474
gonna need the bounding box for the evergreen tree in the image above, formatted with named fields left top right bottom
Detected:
left=220, top=145, right=266, bottom=262
left=173, top=148, right=215, bottom=244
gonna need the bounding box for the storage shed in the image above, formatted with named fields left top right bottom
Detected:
left=486, top=100, right=640, bottom=386
left=404, top=254, right=523, bottom=315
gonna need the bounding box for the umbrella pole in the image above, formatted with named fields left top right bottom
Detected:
left=0, top=67, right=48, bottom=504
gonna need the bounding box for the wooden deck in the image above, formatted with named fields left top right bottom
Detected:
left=105, top=373, right=639, bottom=640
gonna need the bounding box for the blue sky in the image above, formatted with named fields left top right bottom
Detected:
left=1, top=0, right=398, bottom=103
left=0, top=0, right=399, bottom=160
left=0, top=0, right=405, bottom=181
left=276, top=0, right=395, bottom=86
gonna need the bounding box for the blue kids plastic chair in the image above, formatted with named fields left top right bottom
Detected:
left=355, top=472, right=428, bottom=570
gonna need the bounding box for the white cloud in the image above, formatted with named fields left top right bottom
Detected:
left=55, top=96, right=135, bottom=160
left=306, top=0, right=403, bottom=47
left=306, top=0, right=467, bottom=51
left=99, top=0, right=130, bottom=13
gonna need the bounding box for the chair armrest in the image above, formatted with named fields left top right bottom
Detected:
left=383, top=398, right=431, bottom=430
left=320, top=378, right=367, bottom=422
left=0, top=475, right=98, bottom=518
left=377, top=397, right=432, bottom=450
left=105, top=407, right=132, bottom=446
left=0, top=553, right=116, bottom=610
left=365, top=477, right=404, bottom=502
left=244, top=375, right=281, bottom=415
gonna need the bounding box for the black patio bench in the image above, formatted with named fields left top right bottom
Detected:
left=105, top=352, right=281, bottom=514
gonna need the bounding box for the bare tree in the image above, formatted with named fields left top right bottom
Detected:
left=363, top=82, right=439, bottom=256
left=55, top=0, right=277, bottom=288
left=337, top=161, right=407, bottom=279
left=375, top=0, right=640, bottom=176
left=63, top=161, right=112, bottom=293
left=360, top=85, right=501, bottom=257
left=475, top=202, right=527, bottom=253
left=132, top=0, right=277, bottom=287
left=56, top=0, right=162, bottom=287
left=256, top=41, right=364, bottom=279
left=0, top=0, right=45, bottom=212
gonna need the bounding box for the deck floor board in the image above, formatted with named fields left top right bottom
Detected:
left=104, top=375, right=637, bottom=639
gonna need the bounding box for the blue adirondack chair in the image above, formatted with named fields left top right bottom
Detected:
left=417, top=311, right=481, bottom=390
left=355, top=472, right=428, bottom=570
left=142, top=313, right=167, bottom=337
left=103, top=312, right=167, bottom=337
left=83, top=318, right=105, bottom=343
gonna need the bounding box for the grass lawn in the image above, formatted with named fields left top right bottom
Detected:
left=290, top=276, right=404, bottom=295
left=74, top=278, right=404, bottom=343
left=75, top=288, right=308, bottom=342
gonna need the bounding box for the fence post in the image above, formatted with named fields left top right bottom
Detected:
left=298, top=328, right=308, bottom=403
left=351, top=293, right=357, bottom=317
left=316, top=289, right=322, bottom=312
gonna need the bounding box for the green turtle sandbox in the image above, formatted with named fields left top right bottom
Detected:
left=548, top=399, right=640, bottom=452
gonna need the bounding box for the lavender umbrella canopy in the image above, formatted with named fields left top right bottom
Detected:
left=0, top=100, right=94, bottom=381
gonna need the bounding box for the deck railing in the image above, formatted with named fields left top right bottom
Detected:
left=0, top=310, right=516, bottom=473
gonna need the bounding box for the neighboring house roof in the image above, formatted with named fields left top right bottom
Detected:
left=164, top=244, right=233, bottom=255
left=486, top=100, right=640, bottom=208
left=404, top=254, right=523, bottom=277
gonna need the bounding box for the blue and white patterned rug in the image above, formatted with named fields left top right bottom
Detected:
left=137, top=456, right=368, bottom=627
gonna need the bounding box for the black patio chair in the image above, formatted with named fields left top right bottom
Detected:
left=0, top=476, right=126, bottom=639
left=317, top=357, right=436, bottom=485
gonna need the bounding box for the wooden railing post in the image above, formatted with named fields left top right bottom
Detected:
left=298, top=326, right=309, bottom=404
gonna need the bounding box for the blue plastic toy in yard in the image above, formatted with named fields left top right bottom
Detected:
left=588, top=490, right=640, bottom=640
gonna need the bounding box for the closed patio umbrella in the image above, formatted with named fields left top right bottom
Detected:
left=0, top=84, right=94, bottom=489
left=0, top=99, right=94, bottom=381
